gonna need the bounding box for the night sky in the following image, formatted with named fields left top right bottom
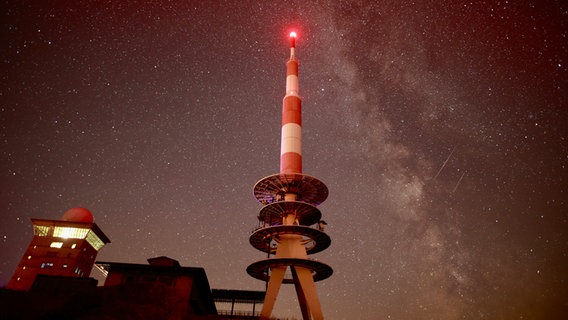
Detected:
left=1, top=1, right=567, bottom=319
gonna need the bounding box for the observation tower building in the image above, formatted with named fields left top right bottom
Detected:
left=8, top=207, right=110, bottom=291
left=247, top=32, right=332, bottom=320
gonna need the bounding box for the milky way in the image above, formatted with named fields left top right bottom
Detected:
left=1, top=1, right=566, bottom=319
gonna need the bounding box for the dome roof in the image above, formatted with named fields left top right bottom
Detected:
left=61, top=207, right=94, bottom=223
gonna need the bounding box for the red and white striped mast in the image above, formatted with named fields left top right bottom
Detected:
left=280, top=31, right=302, bottom=175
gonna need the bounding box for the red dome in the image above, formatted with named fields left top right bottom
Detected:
left=61, top=207, right=94, bottom=223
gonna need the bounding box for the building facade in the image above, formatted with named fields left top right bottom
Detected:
left=8, top=207, right=110, bottom=291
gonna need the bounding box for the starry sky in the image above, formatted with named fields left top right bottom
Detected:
left=1, top=1, right=567, bottom=319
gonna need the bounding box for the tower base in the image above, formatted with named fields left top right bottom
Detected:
left=260, top=265, right=324, bottom=320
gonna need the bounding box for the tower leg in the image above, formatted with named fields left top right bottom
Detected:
left=260, top=266, right=286, bottom=320
left=294, top=266, right=324, bottom=320
left=291, top=266, right=311, bottom=320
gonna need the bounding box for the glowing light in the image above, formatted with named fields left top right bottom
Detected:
left=50, top=241, right=63, bottom=248
left=53, top=226, right=89, bottom=239
left=290, top=31, right=297, bottom=38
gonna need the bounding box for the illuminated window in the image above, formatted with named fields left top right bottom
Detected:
left=27, top=256, right=31, bottom=259
left=86, top=231, right=105, bottom=251
left=34, top=225, right=50, bottom=236
left=50, top=242, right=63, bottom=248
left=71, top=243, right=77, bottom=249
left=53, top=227, right=89, bottom=239
left=22, top=266, right=26, bottom=270
left=62, top=264, right=68, bottom=268
left=41, top=262, right=54, bottom=268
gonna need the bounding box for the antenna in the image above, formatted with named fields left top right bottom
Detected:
left=289, top=31, right=297, bottom=60
left=247, top=31, right=332, bottom=320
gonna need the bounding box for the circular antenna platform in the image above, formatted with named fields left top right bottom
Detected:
left=258, top=201, right=321, bottom=226
left=247, top=258, right=333, bottom=283
left=250, top=225, right=331, bottom=255
left=253, top=173, right=328, bottom=206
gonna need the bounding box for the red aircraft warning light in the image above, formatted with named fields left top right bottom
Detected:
left=289, top=31, right=297, bottom=48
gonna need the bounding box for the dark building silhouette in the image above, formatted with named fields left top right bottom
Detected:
left=2, top=256, right=265, bottom=319
left=97, top=257, right=218, bottom=318
left=3, top=208, right=267, bottom=319
left=97, top=257, right=265, bottom=319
